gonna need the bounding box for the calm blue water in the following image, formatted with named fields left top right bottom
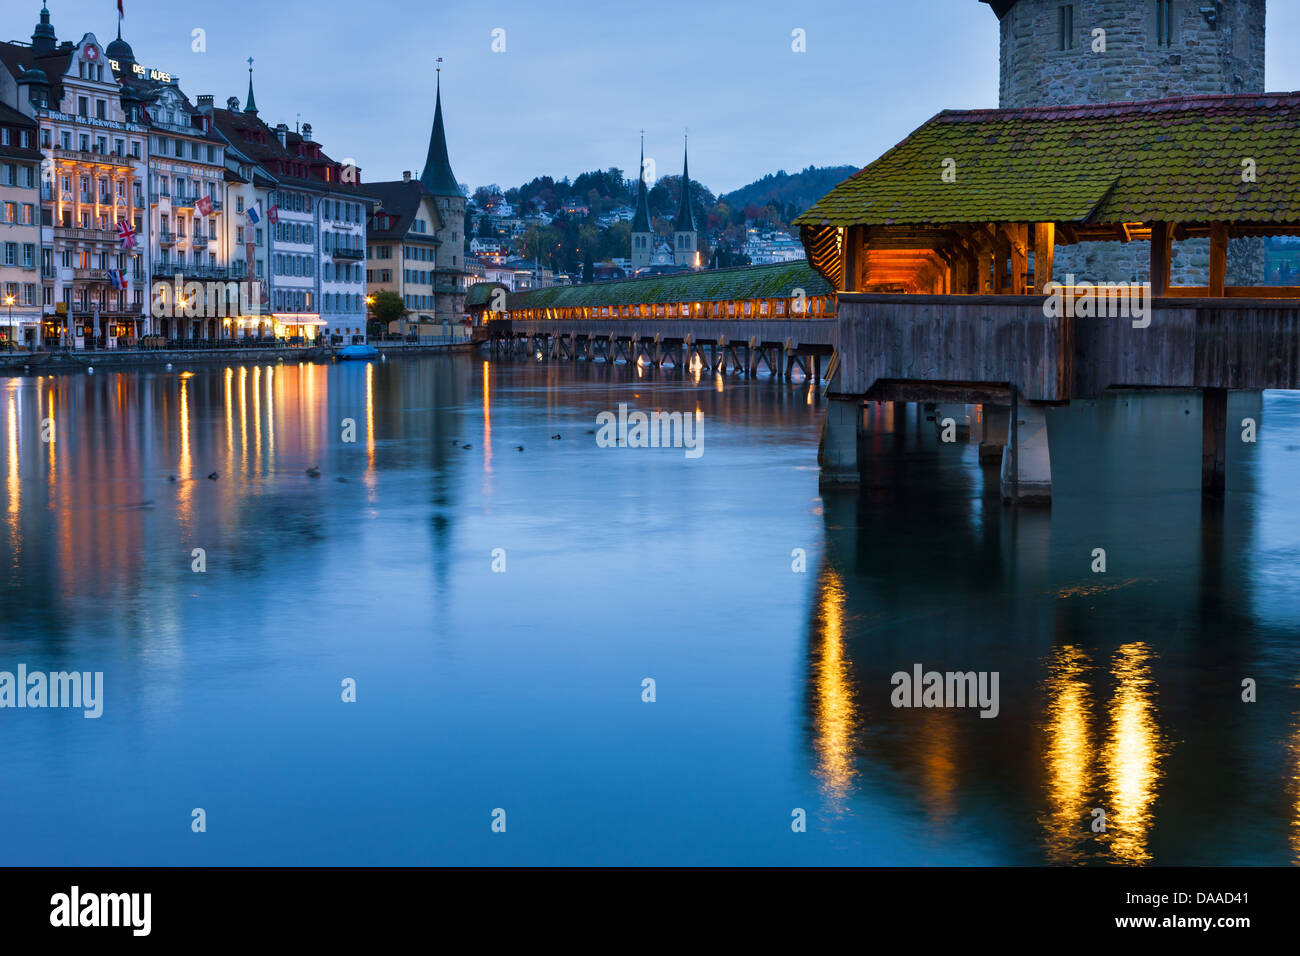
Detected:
left=1, top=355, right=1297, bottom=865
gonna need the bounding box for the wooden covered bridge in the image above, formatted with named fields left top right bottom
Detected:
left=796, top=91, right=1300, bottom=500
left=493, top=261, right=838, bottom=380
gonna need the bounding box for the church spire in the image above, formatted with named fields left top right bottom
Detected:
left=244, top=58, right=258, bottom=115
left=632, top=132, right=651, bottom=233
left=673, top=133, right=695, bottom=233
left=420, top=63, right=461, bottom=197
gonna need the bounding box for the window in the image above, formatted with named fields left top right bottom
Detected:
left=1058, top=4, right=1074, bottom=50
left=96, top=99, right=107, bottom=119
left=78, top=96, right=88, bottom=117
left=1156, top=0, right=1175, bottom=47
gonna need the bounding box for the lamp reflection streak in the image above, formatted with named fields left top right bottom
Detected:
left=811, top=566, right=858, bottom=809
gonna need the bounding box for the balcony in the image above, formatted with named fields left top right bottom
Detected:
left=54, top=226, right=119, bottom=243
left=52, top=148, right=133, bottom=169
left=149, top=191, right=170, bottom=203
left=157, top=230, right=176, bottom=246
left=191, top=235, right=209, bottom=249
left=172, top=195, right=195, bottom=209
left=151, top=265, right=232, bottom=281
left=72, top=268, right=111, bottom=282
left=209, top=199, right=223, bottom=211
left=332, top=247, right=364, bottom=260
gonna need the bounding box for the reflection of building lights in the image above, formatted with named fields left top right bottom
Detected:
left=1105, top=643, right=1163, bottom=865
left=812, top=566, right=857, bottom=808
left=1041, top=645, right=1093, bottom=864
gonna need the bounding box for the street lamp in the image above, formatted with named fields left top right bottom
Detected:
left=4, top=294, right=13, bottom=351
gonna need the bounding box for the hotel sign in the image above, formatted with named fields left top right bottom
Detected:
left=108, top=60, right=172, bottom=83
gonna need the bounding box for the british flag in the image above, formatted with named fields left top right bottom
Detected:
left=116, top=219, right=136, bottom=250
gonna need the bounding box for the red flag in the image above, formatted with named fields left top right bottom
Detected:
left=267, top=204, right=280, bottom=225
left=195, top=195, right=213, bottom=216
left=117, top=0, right=124, bottom=18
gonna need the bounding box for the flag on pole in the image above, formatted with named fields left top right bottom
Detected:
left=106, top=269, right=128, bottom=291
left=245, top=204, right=260, bottom=225
left=267, top=204, right=279, bottom=225
left=116, top=219, right=136, bottom=250
left=118, top=0, right=124, bottom=19
left=195, top=195, right=213, bottom=216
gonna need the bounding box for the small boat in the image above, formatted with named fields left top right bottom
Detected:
left=336, top=344, right=379, bottom=361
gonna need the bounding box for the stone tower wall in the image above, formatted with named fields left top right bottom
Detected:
left=434, top=194, right=467, bottom=323
left=996, top=0, right=1267, bottom=285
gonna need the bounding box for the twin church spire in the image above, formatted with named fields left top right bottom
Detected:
left=631, top=132, right=698, bottom=272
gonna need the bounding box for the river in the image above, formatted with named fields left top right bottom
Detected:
left=1, top=354, right=1297, bottom=864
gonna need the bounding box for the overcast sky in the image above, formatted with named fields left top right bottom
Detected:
left=17, top=1, right=1300, bottom=194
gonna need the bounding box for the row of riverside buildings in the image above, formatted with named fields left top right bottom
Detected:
left=0, top=4, right=468, bottom=350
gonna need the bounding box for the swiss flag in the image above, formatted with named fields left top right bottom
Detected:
left=267, top=204, right=280, bottom=225
left=195, top=195, right=213, bottom=216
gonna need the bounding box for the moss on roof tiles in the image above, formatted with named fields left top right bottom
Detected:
left=466, top=281, right=508, bottom=307
left=507, top=261, right=831, bottom=310
left=794, top=93, right=1300, bottom=229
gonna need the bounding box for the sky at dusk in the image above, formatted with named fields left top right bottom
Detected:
left=11, top=1, right=1300, bottom=194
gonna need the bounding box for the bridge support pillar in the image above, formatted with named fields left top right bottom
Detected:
left=820, top=395, right=862, bottom=487
left=1001, top=398, right=1052, bottom=505
left=979, top=405, right=1009, bottom=464
left=1202, top=387, right=1228, bottom=498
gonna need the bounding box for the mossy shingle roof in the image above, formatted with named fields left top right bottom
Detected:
left=507, top=261, right=831, bottom=310
left=466, top=281, right=508, bottom=307
left=794, top=92, right=1300, bottom=229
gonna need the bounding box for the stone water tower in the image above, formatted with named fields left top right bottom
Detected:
left=982, top=0, right=1268, bottom=284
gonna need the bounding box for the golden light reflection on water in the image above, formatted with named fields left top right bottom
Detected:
left=364, top=362, right=377, bottom=497
left=6, top=390, right=19, bottom=529
left=238, top=366, right=248, bottom=472
left=252, top=365, right=262, bottom=469
left=481, top=360, right=491, bottom=477
left=177, top=375, right=193, bottom=524
left=224, top=367, right=233, bottom=458
left=812, top=566, right=858, bottom=809
left=916, top=710, right=958, bottom=825
left=1104, top=643, right=1163, bottom=864
left=1041, top=645, right=1094, bottom=863
left=1290, top=708, right=1300, bottom=866
left=1039, top=643, right=1166, bottom=863
left=266, top=365, right=275, bottom=459
left=45, top=381, right=56, bottom=484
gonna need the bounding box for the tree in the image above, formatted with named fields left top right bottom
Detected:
left=370, top=290, right=407, bottom=339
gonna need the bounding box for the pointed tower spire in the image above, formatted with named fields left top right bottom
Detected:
left=420, top=62, right=461, bottom=197
left=244, top=57, right=258, bottom=115
left=632, top=131, right=651, bottom=233
left=673, top=132, right=695, bottom=233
